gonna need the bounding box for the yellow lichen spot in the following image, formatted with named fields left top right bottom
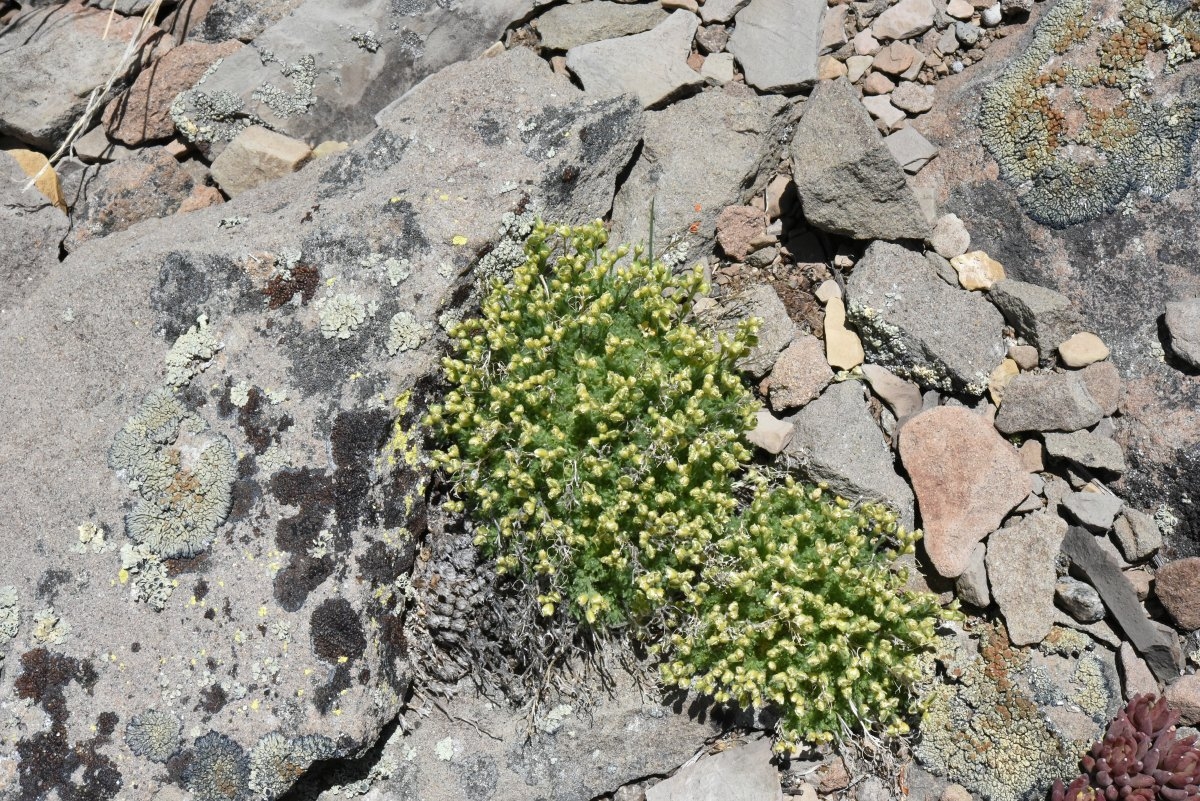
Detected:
left=118, top=569, right=129, bottom=584
left=258, top=606, right=268, bottom=617
left=326, top=277, right=338, bottom=286
left=439, top=193, right=450, bottom=201
left=337, top=655, right=348, bottom=664
left=333, top=708, right=343, bottom=716
left=251, top=699, right=261, bottom=710
left=304, top=668, right=313, bottom=676
left=451, top=235, right=468, bottom=246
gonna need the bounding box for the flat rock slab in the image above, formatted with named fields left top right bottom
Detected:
left=783, top=381, right=915, bottom=528
left=567, top=10, right=703, bottom=108
left=726, top=0, right=824, bottom=92
left=1061, top=525, right=1180, bottom=683
left=1043, top=430, right=1127, bottom=477
left=846, top=241, right=1007, bottom=395
left=535, top=1, right=668, bottom=50
left=646, top=737, right=782, bottom=801
left=789, top=78, right=930, bottom=241
left=174, top=0, right=533, bottom=156
left=767, top=332, right=833, bottom=411
left=987, top=512, right=1066, bottom=645
left=993, top=371, right=1104, bottom=434
left=0, top=152, right=70, bottom=315
left=609, top=86, right=796, bottom=263
left=0, top=1, right=170, bottom=150
left=899, top=406, right=1028, bottom=578
left=0, top=47, right=642, bottom=801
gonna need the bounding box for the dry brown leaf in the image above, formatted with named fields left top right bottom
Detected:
left=6, top=149, right=67, bottom=212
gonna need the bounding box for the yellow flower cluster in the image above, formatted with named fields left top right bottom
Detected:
left=662, top=475, right=946, bottom=751
left=425, top=220, right=948, bottom=750
left=425, top=220, right=759, bottom=624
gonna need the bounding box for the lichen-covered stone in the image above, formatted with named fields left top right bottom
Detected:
left=978, top=0, right=1200, bottom=227
left=125, top=710, right=183, bottom=763
left=847, top=241, right=1007, bottom=395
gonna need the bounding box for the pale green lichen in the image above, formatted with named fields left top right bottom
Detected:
left=230, top=381, right=252, bottom=408
left=125, top=709, right=182, bottom=763
left=120, top=543, right=176, bottom=611
left=318, top=293, right=370, bottom=339
left=32, top=608, right=70, bottom=644
left=914, top=624, right=1083, bottom=801
left=386, top=311, right=430, bottom=355
left=0, top=586, right=18, bottom=648
left=979, top=0, right=1200, bottom=227
left=185, top=731, right=251, bottom=801
left=71, top=521, right=112, bottom=554
left=248, top=732, right=336, bottom=799
left=165, top=315, right=222, bottom=389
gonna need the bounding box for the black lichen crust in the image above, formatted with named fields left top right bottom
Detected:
left=14, top=649, right=121, bottom=801
left=309, top=597, right=366, bottom=663
left=980, top=0, right=1200, bottom=227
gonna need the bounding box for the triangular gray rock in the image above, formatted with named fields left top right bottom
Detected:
left=566, top=10, right=704, bottom=108
left=789, top=79, right=931, bottom=240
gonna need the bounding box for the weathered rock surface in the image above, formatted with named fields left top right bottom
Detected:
left=993, top=372, right=1104, bottom=434
left=1061, top=490, right=1123, bottom=532
left=1164, top=673, right=1200, bottom=725
left=1055, top=576, right=1105, bottom=624
left=899, top=406, right=1028, bottom=578
left=784, top=381, right=915, bottom=527
left=846, top=241, right=1007, bottom=395
left=1112, top=509, right=1162, bottom=563
left=872, top=0, right=936, bottom=40
left=104, top=39, right=244, bottom=146
left=1118, top=641, right=1159, bottom=700
left=1043, top=431, right=1127, bottom=477
left=1153, top=558, right=1200, bottom=632
left=567, top=11, right=703, bottom=108
left=209, top=125, right=312, bottom=197
left=63, top=149, right=202, bottom=253
left=955, top=542, right=990, bottom=608
left=0, top=152, right=70, bottom=315
left=885, top=126, right=939, bottom=174
left=1061, top=526, right=1180, bottom=683
left=535, top=1, right=668, bottom=50
left=0, top=2, right=169, bottom=149
left=0, top=47, right=645, bottom=801
left=861, top=363, right=923, bottom=418
left=789, top=79, right=931, bottom=241
left=646, top=737, right=781, bottom=801
left=987, top=512, right=1065, bottom=644
left=727, top=0, right=824, bottom=92
left=175, top=0, right=533, bottom=156
left=767, top=333, right=833, bottom=410
left=1165, top=299, right=1200, bottom=370
left=986, top=280, right=1079, bottom=362
left=610, top=87, right=796, bottom=262
left=747, top=409, right=796, bottom=454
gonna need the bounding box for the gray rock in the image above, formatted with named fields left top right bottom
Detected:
left=567, top=10, right=704, bottom=108
left=954, top=21, right=981, bottom=45
left=0, top=47, right=643, bottom=800
left=846, top=241, right=1007, bottom=395
left=987, top=511, right=1066, bottom=645
left=700, top=0, right=753, bottom=23
left=768, top=333, right=834, bottom=410
left=980, top=2, right=1001, bottom=26
left=890, top=81, right=935, bottom=114
left=646, top=737, right=782, bottom=801
left=784, top=381, right=915, bottom=527
left=861, top=363, right=923, bottom=418
left=610, top=87, right=797, bottom=264
left=727, top=0, right=824, bottom=92
left=1062, top=525, right=1181, bottom=683
left=884, top=126, right=939, bottom=173
left=0, top=152, right=70, bottom=316
left=857, top=777, right=892, bottom=801
left=987, top=279, right=1081, bottom=361
left=1118, top=641, right=1159, bottom=700
left=697, top=284, right=795, bottom=378
left=170, top=0, right=306, bottom=44
left=696, top=23, right=732, bottom=53
left=1112, top=508, right=1162, bottom=562
left=1165, top=299, right=1200, bottom=370
left=1043, top=431, right=1127, bottom=477
left=1077, top=361, right=1124, bottom=416
left=371, top=669, right=722, bottom=801
left=176, top=0, right=533, bottom=157
left=871, top=0, right=935, bottom=40
left=955, top=542, right=991, bottom=608
left=929, top=213, right=970, bottom=259
left=536, top=1, right=668, bottom=50
left=1061, top=491, right=1123, bottom=532
left=789, top=78, right=930, bottom=240
left=1055, top=576, right=1106, bottom=623
left=994, top=372, right=1104, bottom=434
left=926, top=251, right=959, bottom=286
left=747, top=409, right=797, bottom=454
left=0, top=4, right=165, bottom=149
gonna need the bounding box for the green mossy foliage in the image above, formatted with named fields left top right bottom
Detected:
left=427, top=220, right=759, bottom=626
left=426, top=220, right=947, bottom=751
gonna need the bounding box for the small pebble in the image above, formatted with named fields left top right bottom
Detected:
left=980, top=3, right=1002, bottom=26
left=1058, top=332, right=1110, bottom=368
